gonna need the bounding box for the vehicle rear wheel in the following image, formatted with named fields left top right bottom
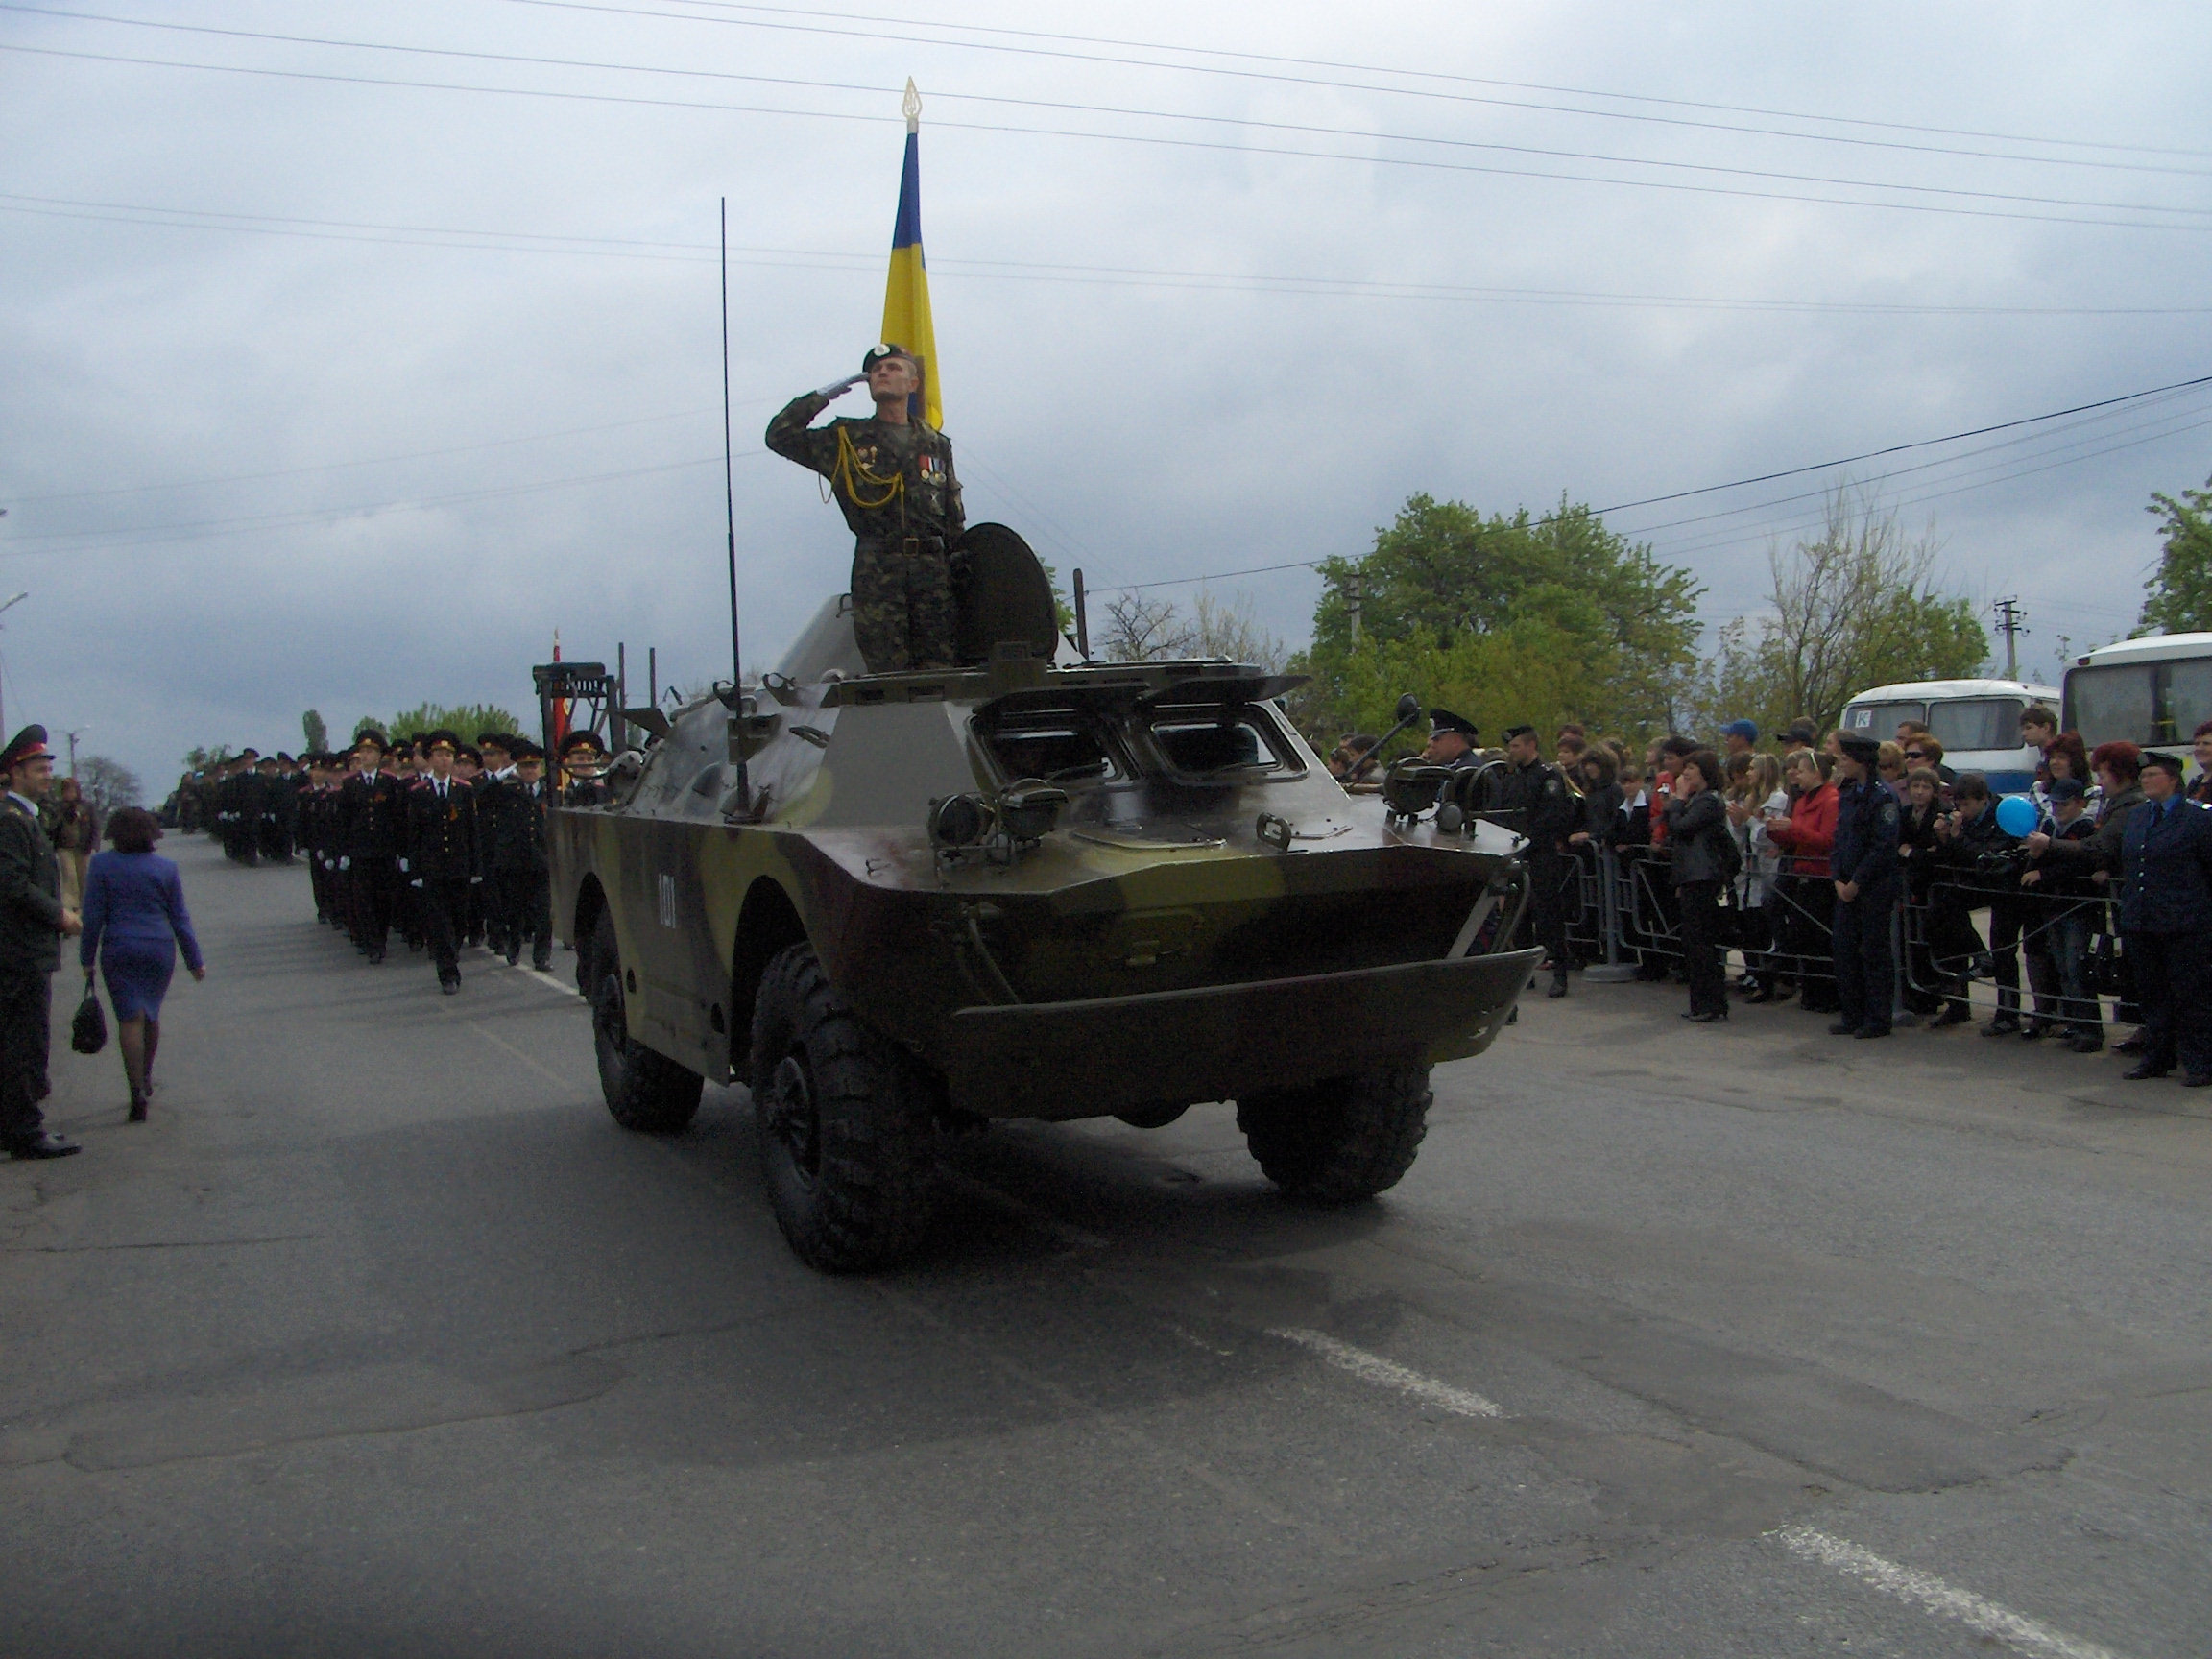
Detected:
left=1235, top=1066, right=1431, bottom=1202
left=588, top=909, right=703, bottom=1133
left=750, top=942, right=940, bottom=1271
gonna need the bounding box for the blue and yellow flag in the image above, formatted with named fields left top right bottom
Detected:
left=881, top=79, right=942, bottom=430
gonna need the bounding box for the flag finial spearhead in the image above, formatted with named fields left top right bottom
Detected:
left=902, top=77, right=922, bottom=132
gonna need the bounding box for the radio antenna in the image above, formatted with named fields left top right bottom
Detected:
left=721, top=195, right=748, bottom=810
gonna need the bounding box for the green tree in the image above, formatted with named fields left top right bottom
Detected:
left=181, top=744, right=234, bottom=771
left=301, top=709, right=328, bottom=754
left=359, top=703, right=524, bottom=743
left=2140, top=472, right=2212, bottom=634
left=1686, top=485, right=1988, bottom=737
left=1292, top=493, right=1702, bottom=743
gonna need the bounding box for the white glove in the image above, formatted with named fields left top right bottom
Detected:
left=410, top=878, right=423, bottom=889
left=339, top=856, right=350, bottom=870
left=470, top=876, right=483, bottom=885
left=815, top=373, right=864, bottom=399
left=397, top=858, right=409, bottom=873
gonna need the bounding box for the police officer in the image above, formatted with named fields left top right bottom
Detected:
left=2117, top=751, right=2212, bottom=1086
left=1421, top=709, right=1481, bottom=771
left=1828, top=731, right=1902, bottom=1039
left=0, top=727, right=83, bottom=1159
left=767, top=343, right=966, bottom=673
left=406, top=731, right=479, bottom=995
left=1479, top=723, right=1581, bottom=998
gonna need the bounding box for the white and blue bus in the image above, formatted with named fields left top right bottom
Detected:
left=1839, top=678, right=2061, bottom=793
left=2063, top=632, right=2212, bottom=777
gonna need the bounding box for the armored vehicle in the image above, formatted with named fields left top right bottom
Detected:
left=539, top=542, right=1538, bottom=1270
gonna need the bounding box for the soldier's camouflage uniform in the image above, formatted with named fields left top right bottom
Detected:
left=767, top=392, right=965, bottom=673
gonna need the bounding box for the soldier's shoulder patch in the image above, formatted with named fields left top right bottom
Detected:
left=1880, top=801, right=1898, bottom=824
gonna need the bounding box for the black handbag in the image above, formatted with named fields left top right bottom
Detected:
left=70, top=974, right=107, bottom=1056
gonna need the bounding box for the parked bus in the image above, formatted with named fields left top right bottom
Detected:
left=2062, top=632, right=2212, bottom=776
left=1839, top=678, right=2061, bottom=793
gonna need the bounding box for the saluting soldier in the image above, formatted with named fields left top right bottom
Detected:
left=405, top=731, right=480, bottom=995
left=767, top=343, right=966, bottom=673
left=495, top=742, right=554, bottom=971
left=339, top=731, right=406, bottom=963
left=1478, top=724, right=1583, bottom=998
left=559, top=731, right=611, bottom=807
left=0, top=727, right=84, bottom=1159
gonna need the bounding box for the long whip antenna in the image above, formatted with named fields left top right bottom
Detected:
left=721, top=195, right=748, bottom=809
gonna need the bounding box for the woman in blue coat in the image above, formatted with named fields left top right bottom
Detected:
left=79, top=807, right=205, bottom=1120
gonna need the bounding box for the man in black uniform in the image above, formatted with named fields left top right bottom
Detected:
left=0, top=727, right=83, bottom=1159
left=405, top=731, right=479, bottom=995
left=1421, top=709, right=1481, bottom=771
left=475, top=733, right=517, bottom=958
left=766, top=343, right=966, bottom=673
left=495, top=742, right=554, bottom=971
left=256, top=753, right=294, bottom=862
left=1479, top=723, right=1581, bottom=998
left=1829, top=731, right=1902, bottom=1039
left=339, top=730, right=406, bottom=963
left=559, top=731, right=611, bottom=807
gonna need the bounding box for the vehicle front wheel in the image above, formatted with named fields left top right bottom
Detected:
left=750, top=942, right=940, bottom=1272
left=1235, top=1066, right=1431, bottom=1203
left=588, top=910, right=703, bottom=1133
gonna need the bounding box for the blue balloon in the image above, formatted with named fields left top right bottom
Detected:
left=1994, top=794, right=2038, bottom=838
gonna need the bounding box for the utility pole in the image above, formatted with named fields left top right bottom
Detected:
left=1993, top=597, right=2029, bottom=681
left=64, top=728, right=87, bottom=776
left=1346, top=570, right=1364, bottom=642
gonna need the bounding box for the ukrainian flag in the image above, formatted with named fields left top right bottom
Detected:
left=881, top=79, right=942, bottom=430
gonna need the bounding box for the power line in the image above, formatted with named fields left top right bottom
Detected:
left=12, top=194, right=2205, bottom=321
left=10, top=191, right=2207, bottom=317
left=517, top=0, right=2212, bottom=169
left=13, top=6, right=2212, bottom=217
left=6, top=39, right=2207, bottom=233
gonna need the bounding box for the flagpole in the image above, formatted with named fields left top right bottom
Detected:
left=721, top=195, right=747, bottom=812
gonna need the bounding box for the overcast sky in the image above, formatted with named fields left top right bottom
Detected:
left=5, top=1, right=2210, bottom=792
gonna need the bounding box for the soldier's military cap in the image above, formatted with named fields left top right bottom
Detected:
left=1429, top=709, right=1479, bottom=741
left=239, top=747, right=260, bottom=760
left=477, top=732, right=513, bottom=752
left=2141, top=750, right=2186, bottom=777
left=559, top=731, right=606, bottom=757
left=1837, top=732, right=1881, bottom=762
left=353, top=728, right=390, bottom=753
left=0, top=724, right=50, bottom=771
left=457, top=744, right=481, bottom=766
left=424, top=730, right=460, bottom=753
left=863, top=342, right=916, bottom=373
left=277, top=753, right=295, bottom=765
left=512, top=739, right=545, bottom=762
left=1500, top=724, right=1537, bottom=743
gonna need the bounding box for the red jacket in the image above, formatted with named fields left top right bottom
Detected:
left=1765, top=781, right=1838, bottom=878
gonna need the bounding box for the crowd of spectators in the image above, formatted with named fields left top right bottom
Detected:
left=1335, top=705, right=2212, bottom=1088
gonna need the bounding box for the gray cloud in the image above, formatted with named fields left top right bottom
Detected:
left=4, top=0, right=2209, bottom=792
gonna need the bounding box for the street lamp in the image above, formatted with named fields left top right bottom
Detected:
left=0, top=592, right=28, bottom=736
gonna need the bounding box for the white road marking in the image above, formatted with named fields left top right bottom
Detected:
left=1268, top=1328, right=1504, bottom=1419
left=1776, top=1526, right=2127, bottom=1659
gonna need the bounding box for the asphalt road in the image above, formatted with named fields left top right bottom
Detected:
left=3, top=832, right=2207, bottom=1657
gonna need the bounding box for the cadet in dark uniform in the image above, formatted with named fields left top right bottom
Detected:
left=475, top=733, right=516, bottom=958
left=1421, top=709, right=1481, bottom=772
left=1828, top=731, right=1902, bottom=1039
left=766, top=343, right=966, bottom=673
left=339, top=731, right=406, bottom=963
left=255, top=754, right=294, bottom=862
left=1479, top=723, right=1581, bottom=998
left=2117, top=751, right=2212, bottom=1086
left=495, top=742, right=554, bottom=971
left=405, top=732, right=479, bottom=995
left=0, top=727, right=83, bottom=1159
left=559, top=731, right=611, bottom=807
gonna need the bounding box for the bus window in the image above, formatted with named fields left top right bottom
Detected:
left=2171, top=657, right=2212, bottom=742
left=1844, top=699, right=1926, bottom=736
left=1927, top=698, right=2023, bottom=753
left=2065, top=663, right=2157, bottom=746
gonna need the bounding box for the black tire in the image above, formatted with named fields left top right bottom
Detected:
left=750, top=942, right=939, bottom=1272
left=588, top=909, right=703, bottom=1133
left=1235, top=1066, right=1432, bottom=1203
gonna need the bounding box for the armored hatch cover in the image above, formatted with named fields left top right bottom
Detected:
left=955, top=522, right=1059, bottom=665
